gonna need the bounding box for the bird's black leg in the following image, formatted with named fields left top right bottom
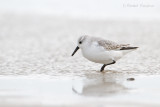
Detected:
left=106, top=60, right=116, bottom=66
left=100, top=60, right=116, bottom=72
left=100, top=64, right=107, bottom=72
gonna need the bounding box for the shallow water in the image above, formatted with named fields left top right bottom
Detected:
left=0, top=74, right=160, bottom=107
left=0, top=14, right=160, bottom=106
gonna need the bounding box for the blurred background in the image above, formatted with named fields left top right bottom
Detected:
left=0, top=0, right=160, bottom=20
left=0, top=0, right=160, bottom=107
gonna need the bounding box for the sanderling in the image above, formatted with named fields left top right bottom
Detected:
left=71, top=35, right=138, bottom=72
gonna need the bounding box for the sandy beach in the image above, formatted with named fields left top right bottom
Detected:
left=0, top=13, right=160, bottom=107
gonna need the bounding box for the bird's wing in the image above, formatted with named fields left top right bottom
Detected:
left=98, top=39, right=130, bottom=50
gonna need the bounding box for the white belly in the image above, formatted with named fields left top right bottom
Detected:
left=81, top=47, right=123, bottom=64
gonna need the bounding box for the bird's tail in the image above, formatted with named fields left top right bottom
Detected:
left=120, top=47, right=138, bottom=55
left=120, top=47, right=138, bottom=50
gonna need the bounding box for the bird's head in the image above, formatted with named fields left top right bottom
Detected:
left=71, top=35, right=89, bottom=56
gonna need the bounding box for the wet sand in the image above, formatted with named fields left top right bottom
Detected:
left=0, top=13, right=160, bottom=107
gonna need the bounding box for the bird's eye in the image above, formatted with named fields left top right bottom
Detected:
left=79, top=41, right=82, bottom=44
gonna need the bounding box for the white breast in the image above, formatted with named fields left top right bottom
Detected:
left=81, top=42, right=122, bottom=64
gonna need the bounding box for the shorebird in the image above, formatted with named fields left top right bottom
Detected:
left=71, top=35, right=138, bottom=72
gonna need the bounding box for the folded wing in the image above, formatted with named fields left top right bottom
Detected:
left=98, top=39, right=138, bottom=51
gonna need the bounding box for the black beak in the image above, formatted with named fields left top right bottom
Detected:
left=71, top=46, right=79, bottom=56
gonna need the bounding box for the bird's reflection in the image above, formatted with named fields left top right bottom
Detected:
left=72, top=70, right=132, bottom=97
